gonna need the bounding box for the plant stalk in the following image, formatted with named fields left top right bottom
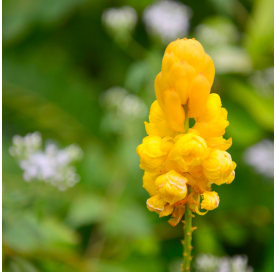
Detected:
left=183, top=187, right=193, bottom=271
left=182, top=105, right=193, bottom=271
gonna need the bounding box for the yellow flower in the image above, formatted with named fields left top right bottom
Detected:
left=154, top=38, right=215, bottom=119
left=155, top=170, right=188, bottom=205
left=136, top=136, right=174, bottom=172
left=193, top=93, right=229, bottom=138
left=201, top=191, right=219, bottom=210
left=202, top=150, right=236, bottom=185
left=142, top=171, right=160, bottom=196
left=146, top=195, right=174, bottom=217
left=144, top=100, right=174, bottom=137
left=169, top=133, right=209, bottom=171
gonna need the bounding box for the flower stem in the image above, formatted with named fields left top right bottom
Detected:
left=183, top=187, right=193, bottom=271
left=183, top=106, right=193, bottom=271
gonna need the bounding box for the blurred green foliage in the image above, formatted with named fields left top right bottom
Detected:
left=3, top=0, right=273, bottom=272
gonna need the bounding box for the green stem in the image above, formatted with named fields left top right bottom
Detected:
left=182, top=106, right=193, bottom=271
left=183, top=187, right=193, bottom=271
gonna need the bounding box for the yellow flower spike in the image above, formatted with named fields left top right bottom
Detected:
left=144, top=100, right=174, bottom=137
left=146, top=195, right=174, bottom=217
left=168, top=205, right=186, bottom=226
left=201, top=191, right=220, bottom=210
left=155, top=72, right=165, bottom=108
left=163, top=88, right=186, bottom=132
left=202, top=149, right=236, bottom=185
left=200, top=53, right=215, bottom=86
left=142, top=171, right=161, bottom=196
left=136, top=135, right=173, bottom=172
left=155, top=170, right=188, bottom=205
left=167, top=60, right=196, bottom=104
left=169, top=133, right=209, bottom=171
left=187, top=73, right=211, bottom=118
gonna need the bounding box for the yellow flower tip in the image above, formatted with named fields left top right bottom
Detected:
left=155, top=170, right=188, bottom=205
left=169, top=133, right=209, bottom=171
left=201, top=191, right=219, bottom=210
left=146, top=195, right=174, bottom=217
left=202, top=150, right=236, bottom=185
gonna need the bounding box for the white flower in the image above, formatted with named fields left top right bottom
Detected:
left=195, top=254, right=253, bottom=272
left=142, top=0, right=191, bottom=44
left=10, top=132, right=83, bottom=190
left=243, top=139, right=274, bottom=178
left=102, top=6, right=137, bottom=36
left=99, top=86, right=147, bottom=120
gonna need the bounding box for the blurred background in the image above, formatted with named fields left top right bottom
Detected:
left=2, top=0, right=274, bottom=271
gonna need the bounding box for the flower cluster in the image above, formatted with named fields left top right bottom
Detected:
left=10, top=132, right=83, bottom=191
left=137, top=38, right=236, bottom=226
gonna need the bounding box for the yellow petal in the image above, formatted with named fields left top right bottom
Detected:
left=163, top=88, right=185, bottom=132
left=200, top=53, right=215, bottom=86
left=155, top=72, right=165, bottom=108
left=167, top=60, right=196, bottom=104
left=143, top=171, right=160, bottom=196
left=187, top=73, right=211, bottom=118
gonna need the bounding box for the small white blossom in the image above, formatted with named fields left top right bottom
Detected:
left=243, top=139, right=274, bottom=178
left=10, top=132, right=83, bottom=191
left=99, top=86, right=147, bottom=120
left=102, top=6, right=137, bottom=37
left=195, top=254, right=253, bottom=272
left=143, top=0, right=192, bottom=44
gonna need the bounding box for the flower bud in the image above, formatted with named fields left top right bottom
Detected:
left=169, top=133, right=209, bottom=171
left=137, top=136, right=174, bottom=172
left=155, top=170, right=188, bottom=205
left=146, top=195, right=174, bottom=217
left=202, top=150, right=236, bottom=185
left=201, top=191, right=219, bottom=210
